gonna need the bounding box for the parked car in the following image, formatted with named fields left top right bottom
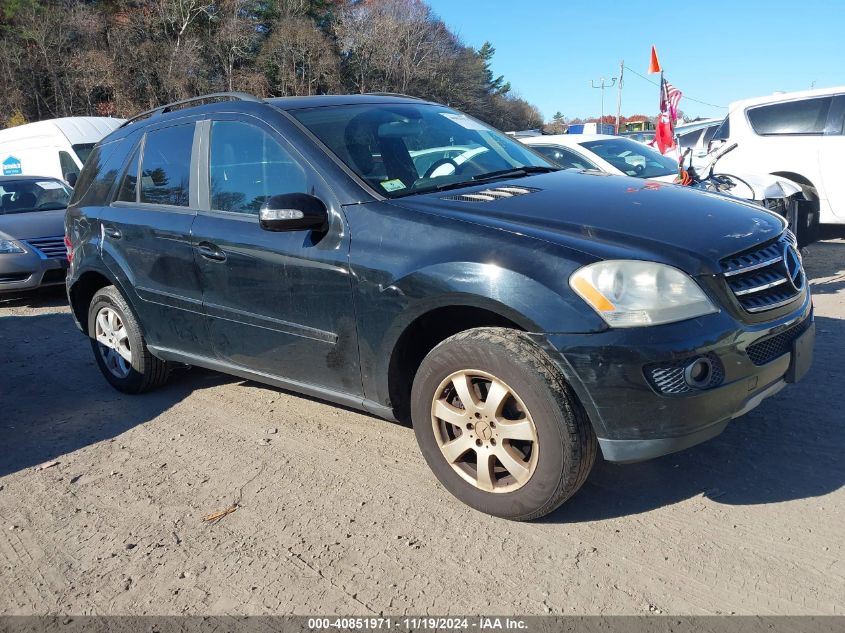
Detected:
left=521, top=134, right=811, bottom=244
left=0, top=176, right=72, bottom=293
left=522, top=134, right=678, bottom=178
left=704, top=86, right=845, bottom=230
left=0, top=117, right=125, bottom=185
left=567, top=122, right=615, bottom=135
left=620, top=130, right=655, bottom=144
left=66, top=93, right=813, bottom=520
left=674, top=118, right=723, bottom=168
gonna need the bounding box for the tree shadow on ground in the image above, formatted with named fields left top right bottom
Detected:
left=0, top=308, right=231, bottom=477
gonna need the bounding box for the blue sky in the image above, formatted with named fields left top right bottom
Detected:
left=426, top=0, right=845, bottom=122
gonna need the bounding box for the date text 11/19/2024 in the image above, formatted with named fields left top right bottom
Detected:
left=307, top=616, right=528, bottom=630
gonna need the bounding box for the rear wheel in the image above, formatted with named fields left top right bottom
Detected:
left=411, top=328, right=596, bottom=520
left=87, top=285, right=170, bottom=393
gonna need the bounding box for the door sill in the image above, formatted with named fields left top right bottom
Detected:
left=147, top=345, right=396, bottom=421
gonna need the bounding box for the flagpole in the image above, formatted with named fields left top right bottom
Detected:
left=659, top=70, right=664, bottom=115
left=615, top=59, right=623, bottom=135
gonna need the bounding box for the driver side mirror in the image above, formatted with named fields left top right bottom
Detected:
left=65, top=172, right=78, bottom=187
left=259, top=193, right=329, bottom=232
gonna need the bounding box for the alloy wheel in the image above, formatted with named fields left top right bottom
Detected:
left=94, top=306, right=132, bottom=379
left=430, top=369, right=539, bottom=493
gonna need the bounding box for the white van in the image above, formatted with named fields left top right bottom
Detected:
left=707, top=86, right=845, bottom=227
left=0, top=117, right=125, bottom=185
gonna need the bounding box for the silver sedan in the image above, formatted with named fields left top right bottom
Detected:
left=0, top=176, right=71, bottom=293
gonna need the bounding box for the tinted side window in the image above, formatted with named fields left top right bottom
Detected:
left=209, top=120, right=306, bottom=214
left=701, top=124, right=720, bottom=145
left=68, top=138, right=132, bottom=207
left=828, top=95, right=845, bottom=135
left=59, top=151, right=79, bottom=179
left=747, top=97, right=833, bottom=135
left=140, top=124, right=194, bottom=206
left=712, top=117, right=730, bottom=141
left=534, top=146, right=598, bottom=171
left=116, top=145, right=140, bottom=202
left=676, top=130, right=703, bottom=149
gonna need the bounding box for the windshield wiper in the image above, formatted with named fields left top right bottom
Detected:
left=471, top=165, right=559, bottom=182
left=394, top=165, right=559, bottom=198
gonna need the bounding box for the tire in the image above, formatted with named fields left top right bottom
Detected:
left=410, top=327, right=596, bottom=521
left=87, top=285, right=170, bottom=394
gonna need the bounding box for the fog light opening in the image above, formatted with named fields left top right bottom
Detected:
left=684, top=357, right=713, bottom=388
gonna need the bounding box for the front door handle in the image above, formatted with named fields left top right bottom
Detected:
left=196, top=242, right=227, bottom=262
left=103, top=225, right=121, bottom=239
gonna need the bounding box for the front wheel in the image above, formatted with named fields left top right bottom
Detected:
left=410, top=328, right=596, bottom=520
left=87, top=285, right=170, bottom=394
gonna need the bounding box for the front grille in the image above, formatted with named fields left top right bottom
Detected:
left=22, top=236, right=66, bottom=260
left=645, top=353, right=724, bottom=396
left=442, top=186, right=540, bottom=202
left=746, top=317, right=812, bottom=366
left=720, top=231, right=804, bottom=313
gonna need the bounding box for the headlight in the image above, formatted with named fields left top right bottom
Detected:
left=570, top=260, right=717, bottom=327
left=0, top=239, right=25, bottom=254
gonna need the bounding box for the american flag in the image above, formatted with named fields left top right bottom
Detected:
left=660, top=79, right=683, bottom=122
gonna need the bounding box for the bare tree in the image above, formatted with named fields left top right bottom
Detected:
left=0, top=0, right=545, bottom=132
left=156, top=0, right=214, bottom=80
left=206, top=0, right=260, bottom=91
left=260, top=16, right=340, bottom=96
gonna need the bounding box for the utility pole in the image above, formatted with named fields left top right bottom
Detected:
left=615, top=60, right=624, bottom=134
left=591, top=76, right=617, bottom=133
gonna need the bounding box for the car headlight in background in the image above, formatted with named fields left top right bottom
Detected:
left=0, top=239, right=26, bottom=254
left=570, top=260, right=717, bottom=327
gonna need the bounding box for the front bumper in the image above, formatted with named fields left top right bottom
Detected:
left=537, top=291, right=814, bottom=463
left=0, top=250, right=68, bottom=293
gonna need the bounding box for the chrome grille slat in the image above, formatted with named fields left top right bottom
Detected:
left=720, top=232, right=804, bottom=313
left=722, top=255, right=782, bottom=277
left=745, top=294, right=802, bottom=313
left=22, top=236, right=66, bottom=260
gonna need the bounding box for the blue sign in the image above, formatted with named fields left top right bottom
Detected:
left=2, top=155, right=22, bottom=175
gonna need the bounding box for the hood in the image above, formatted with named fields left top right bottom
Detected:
left=391, top=171, right=786, bottom=275
left=0, top=209, right=66, bottom=240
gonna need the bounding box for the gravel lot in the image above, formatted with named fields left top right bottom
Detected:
left=0, top=239, right=843, bottom=616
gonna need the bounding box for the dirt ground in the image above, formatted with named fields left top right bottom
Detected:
left=0, top=240, right=843, bottom=616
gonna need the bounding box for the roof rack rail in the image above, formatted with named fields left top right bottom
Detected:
left=120, top=92, right=263, bottom=128
left=363, top=92, right=423, bottom=100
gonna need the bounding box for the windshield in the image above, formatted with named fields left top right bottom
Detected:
left=0, top=179, right=72, bottom=214
left=72, top=143, right=96, bottom=165
left=291, top=103, right=554, bottom=197
left=579, top=138, right=678, bottom=178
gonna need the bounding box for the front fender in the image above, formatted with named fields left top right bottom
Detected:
left=386, top=261, right=604, bottom=335
left=354, top=258, right=606, bottom=409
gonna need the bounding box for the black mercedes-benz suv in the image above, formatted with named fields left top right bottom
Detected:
left=65, top=93, right=814, bottom=520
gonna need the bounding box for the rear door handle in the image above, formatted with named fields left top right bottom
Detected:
left=196, top=242, right=227, bottom=262
left=103, top=225, right=121, bottom=239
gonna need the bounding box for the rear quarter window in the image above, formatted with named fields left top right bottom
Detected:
left=69, top=137, right=133, bottom=207
left=677, top=129, right=703, bottom=149
left=747, top=97, right=833, bottom=135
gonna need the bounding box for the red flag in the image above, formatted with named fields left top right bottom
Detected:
left=648, top=46, right=662, bottom=74
left=654, top=113, right=675, bottom=155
